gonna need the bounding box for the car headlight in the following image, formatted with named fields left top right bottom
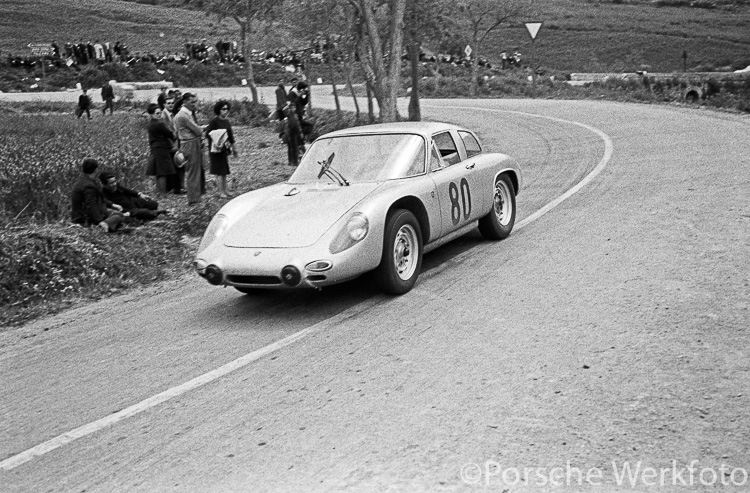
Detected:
left=197, top=213, right=229, bottom=254
left=329, top=213, right=369, bottom=254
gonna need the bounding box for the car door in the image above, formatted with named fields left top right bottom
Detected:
left=457, top=130, right=492, bottom=215
left=430, top=130, right=485, bottom=237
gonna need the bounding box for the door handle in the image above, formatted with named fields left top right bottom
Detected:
left=465, top=163, right=475, bottom=169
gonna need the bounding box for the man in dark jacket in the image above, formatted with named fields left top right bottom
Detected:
left=71, top=158, right=124, bottom=232
left=100, top=172, right=165, bottom=221
left=77, top=89, right=92, bottom=119
left=274, top=78, right=287, bottom=121
left=101, top=81, right=115, bottom=115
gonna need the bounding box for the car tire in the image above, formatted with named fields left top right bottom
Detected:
left=478, top=174, right=516, bottom=240
left=375, top=209, right=423, bottom=295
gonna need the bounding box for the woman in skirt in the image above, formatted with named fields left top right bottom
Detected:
left=205, top=100, right=237, bottom=198
left=145, top=103, right=176, bottom=193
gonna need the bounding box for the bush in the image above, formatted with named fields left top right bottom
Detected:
left=196, top=98, right=271, bottom=126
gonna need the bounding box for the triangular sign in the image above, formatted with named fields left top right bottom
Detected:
left=525, top=22, right=543, bottom=40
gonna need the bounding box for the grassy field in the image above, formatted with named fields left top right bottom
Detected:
left=0, top=0, right=748, bottom=72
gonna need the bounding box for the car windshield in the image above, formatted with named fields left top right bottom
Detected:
left=289, top=133, right=426, bottom=184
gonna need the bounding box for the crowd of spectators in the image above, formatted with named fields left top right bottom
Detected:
left=2, top=36, right=519, bottom=74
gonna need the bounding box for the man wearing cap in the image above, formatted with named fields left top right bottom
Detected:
left=174, top=92, right=206, bottom=204
left=71, top=158, right=125, bottom=232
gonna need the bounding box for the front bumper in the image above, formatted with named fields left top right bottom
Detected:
left=194, top=241, right=379, bottom=290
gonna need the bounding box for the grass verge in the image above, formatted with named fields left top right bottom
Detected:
left=0, top=107, right=364, bottom=328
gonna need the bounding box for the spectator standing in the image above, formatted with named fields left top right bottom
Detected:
left=156, top=86, right=168, bottom=110
left=286, top=77, right=299, bottom=105
left=284, top=102, right=303, bottom=166
left=94, top=40, right=105, bottom=64
left=101, top=81, right=115, bottom=115
left=295, top=81, right=313, bottom=142
left=71, top=158, right=125, bottom=232
left=86, top=41, right=95, bottom=62
left=274, top=78, right=287, bottom=121
left=205, top=100, right=237, bottom=198
left=174, top=93, right=206, bottom=205
left=162, top=97, right=184, bottom=194
left=77, top=88, right=92, bottom=119
left=145, top=103, right=177, bottom=193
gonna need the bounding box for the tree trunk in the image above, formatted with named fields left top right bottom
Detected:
left=327, top=48, right=341, bottom=114
left=343, top=58, right=360, bottom=120
left=469, top=43, right=478, bottom=97
left=366, top=80, right=375, bottom=123
left=239, top=20, right=258, bottom=102
left=358, top=0, right=406, bottom=122
left=407, top=41, right=420, bottom=121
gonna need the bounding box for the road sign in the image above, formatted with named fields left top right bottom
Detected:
left=464, top=45, right=472, bottom=58
left=524, top=22, right=543, bottom=40
left=28, top=43, right=53, bottom=56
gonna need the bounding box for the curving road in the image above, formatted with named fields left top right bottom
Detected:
left=1, top=93, right=749, bottom=492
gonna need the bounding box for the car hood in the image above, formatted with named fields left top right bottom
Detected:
left=222, top=182, right=382, bottom=248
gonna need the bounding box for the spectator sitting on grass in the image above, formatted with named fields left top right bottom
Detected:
left=71, top=158, right=125, bottom=232
left=99, top=171, right=167, bottom=221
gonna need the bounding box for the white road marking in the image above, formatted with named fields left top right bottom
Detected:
left=0, top=110, right=613, bottom=472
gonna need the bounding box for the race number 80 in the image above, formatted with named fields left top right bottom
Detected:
left=449, top=178, right=471, bottom=225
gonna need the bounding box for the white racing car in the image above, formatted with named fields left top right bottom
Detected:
left=195, top=122, right=522, bottom=294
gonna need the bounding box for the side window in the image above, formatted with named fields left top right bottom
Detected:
left=459, top=131, right=482, bottom=158
left=433, top=131, right=460, bottom=166
left=430, top=144, right=443, bottom=171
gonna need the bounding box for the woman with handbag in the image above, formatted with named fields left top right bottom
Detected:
left=205, top=100, right=237, bottom=198
left=145, top=103, right=177, bottom=193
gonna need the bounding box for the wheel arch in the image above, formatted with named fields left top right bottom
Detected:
left=387, top=196, right=431, bottom=244
left=494, top=169, right=520, bottom=197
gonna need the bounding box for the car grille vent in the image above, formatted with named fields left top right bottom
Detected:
left=227, top=275, right=281, bottom=285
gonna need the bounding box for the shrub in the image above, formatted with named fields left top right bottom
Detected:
left=196, top=98, right=270, bottom=127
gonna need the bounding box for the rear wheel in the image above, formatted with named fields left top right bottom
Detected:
left=478, top=174, right=516, bottom=240
left=374, top=209, right=423, bottom=295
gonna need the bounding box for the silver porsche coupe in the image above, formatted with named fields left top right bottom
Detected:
left=194, top=121, right=522, bottom=295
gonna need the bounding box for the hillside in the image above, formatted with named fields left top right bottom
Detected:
left=0, top=0, right=293, bottom=56
left=0, top=0, right=748, bottom=72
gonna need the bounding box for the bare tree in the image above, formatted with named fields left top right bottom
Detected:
left=185, top=0, right=283, bottom=103
left=348, top=0, right=407, bottom=121
left=404, top=0, right=452, bottom=121
left=456, top=0, right=525, bottom=97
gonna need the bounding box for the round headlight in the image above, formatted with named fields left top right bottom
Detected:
left=197, top=214, right=228, bottom=254
left=347, top=213, right=369, bottom=241
left=330, top=213, right=369, bottom=254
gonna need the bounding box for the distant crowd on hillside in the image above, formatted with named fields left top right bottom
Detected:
left=1, top=36, right=521, bottom=74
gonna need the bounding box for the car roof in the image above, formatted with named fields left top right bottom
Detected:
left=323, top=121, right=468, bottom=139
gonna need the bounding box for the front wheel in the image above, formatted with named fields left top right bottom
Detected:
left=374, top=209, right=423, bottom=295
left=478, top=174, right=516, bottom=240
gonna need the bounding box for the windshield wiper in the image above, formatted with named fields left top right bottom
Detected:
left=316, top=152, right=349, bottom=186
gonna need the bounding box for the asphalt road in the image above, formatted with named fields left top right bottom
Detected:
left=1, top=92, right=749, bottom=492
